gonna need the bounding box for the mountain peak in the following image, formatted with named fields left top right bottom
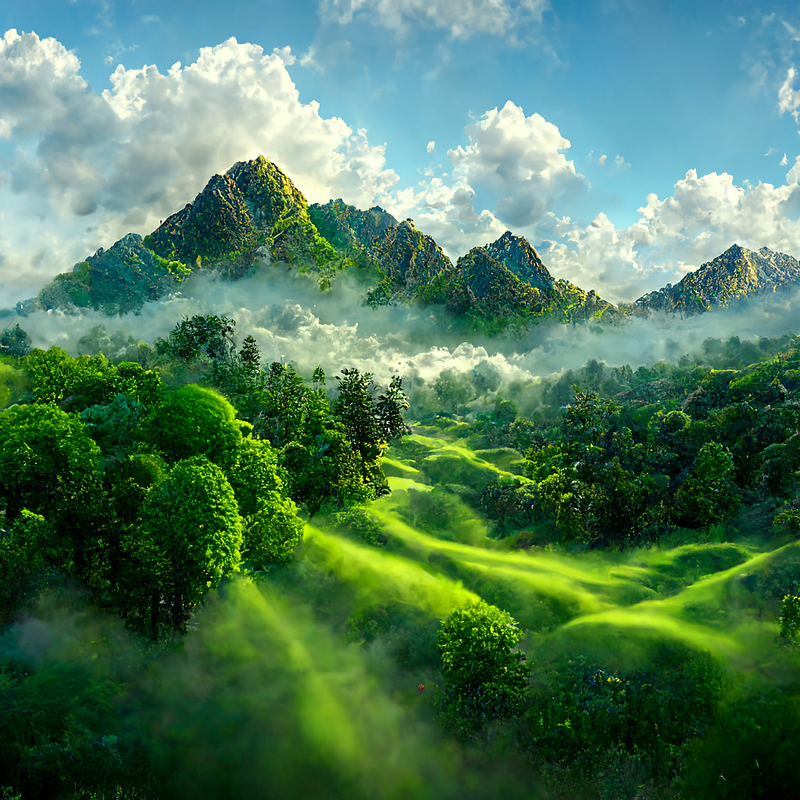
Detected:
left=634, top=243, right=800, bottom=315
left=484, top=230, right=554, bottom=291
left=145, top=155, right=329, bottom=274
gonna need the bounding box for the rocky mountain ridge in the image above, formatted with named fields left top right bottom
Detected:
left=10, top=156, right=800, bottom=333
left=630, top=244, right=800, bottom=315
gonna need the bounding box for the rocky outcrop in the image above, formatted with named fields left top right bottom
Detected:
left=365, top=219, right=455, bottom=305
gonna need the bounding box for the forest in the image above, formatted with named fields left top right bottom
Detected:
left=1, top=311, right=800, bottom=800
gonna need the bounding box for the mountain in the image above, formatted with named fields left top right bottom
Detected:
left=485, top=230, right=554, bottom=292
left=365, top=219, right=455, bottom=305
left=24, top=233, right=189, bottom=316
left=308, top=199, right=397, bottom=254
left=145, top=156, right=335, bottom=275
left=415, top=232, right=618, bottom=333
left=13, top=155, right=799, bottom=333
left=20, top=157, right=337, bottom=315
left=633, top=244, right=800, bottom=315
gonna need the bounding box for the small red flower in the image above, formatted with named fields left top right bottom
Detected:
left=418, top=684, right=425, bottom=692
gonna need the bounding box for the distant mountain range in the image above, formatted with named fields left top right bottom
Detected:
left=10, top=156, right=800, bottom=333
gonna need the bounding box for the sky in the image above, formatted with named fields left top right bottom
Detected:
left=3, top=0, right=800, bottom=307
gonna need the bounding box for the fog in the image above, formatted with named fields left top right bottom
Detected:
left=10, top=261, right=800, bottom=389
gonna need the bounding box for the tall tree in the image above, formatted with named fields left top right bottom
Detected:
left=129, top=456, right=243, bottom=633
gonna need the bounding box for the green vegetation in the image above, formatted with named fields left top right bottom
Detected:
left=438, top=600, right=528, bottom=734
left=5, top=315, right=800, bottom=797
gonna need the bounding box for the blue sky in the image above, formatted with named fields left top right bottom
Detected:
left=3, top=0, right=800, bottom=305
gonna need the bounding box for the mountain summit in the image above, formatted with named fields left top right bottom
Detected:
left=146, top=156, right=335, bottom=276
left=634, top=244, right=800, bottom=315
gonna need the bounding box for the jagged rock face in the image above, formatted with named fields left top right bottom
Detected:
left=366, top=219, right=454, bottom=305
left=437, top=247, right=546, bottom=324
left=485, top=231, right=554, bottom=291
left=35, top=233, right=187, bottom=315
left=146, top=156, right=334, bottom=273
left=308, top=199, right=397, bottom=253
left=147, top=173, right=257, bottom=267
left=635, top=244, right=800, bottom=315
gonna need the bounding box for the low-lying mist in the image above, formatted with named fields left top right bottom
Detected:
left=11, top=262, right=800, bottom=390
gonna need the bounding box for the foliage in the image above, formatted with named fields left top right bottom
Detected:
left=438, top=600, right=528, bottom=733
left=137, top=384, right=244, bottom=469
left=333, top=506, right=388, bottom=547
left=673, top=442, right=740, bottom=530
left=780, top=594, right=800, bottom=642
left=0, top=624, right=155, bottom=800
left=0, top=324, right=31, bottom=358
left=528, top=651, right=724, bottom=788
left=240, top=492, right=303, bottom=567
left=155, top=314, right=237, bottom=364
left=0, top=404, right=104, bottom=549
left=24, top=347, right=163, bottom=411
left=130, top=456, right=243, bottom=633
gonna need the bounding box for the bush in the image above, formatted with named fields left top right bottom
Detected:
left=438, top=600, right=528, bottom=734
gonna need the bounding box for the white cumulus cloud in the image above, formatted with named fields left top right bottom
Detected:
left=400, top=101, right=584, bottom=258
left=544, top=166, right=800, bottom=302
left=0, top=30, right=400, bottom=304
left=447, top=100, right=583, bottom=228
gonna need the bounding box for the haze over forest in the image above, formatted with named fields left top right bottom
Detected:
left=4, top=2, right=800, bottom=800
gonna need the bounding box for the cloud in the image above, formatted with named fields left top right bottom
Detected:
left=446, top=101, right=583, bottom=229
left=591, top=152, right=629, bottom=171
left=299, top=45, right=324, bottom=72
left=0, top=31, right=400, bottom=303
left=395, top=101, right=583, bottom=259
left=317, top=0, right=548, bottom=39
left=779, top=66, right=800, bottom=121
left=544, top=166, right=800, bottom=302
left=426, top=141, right=435, bottom=153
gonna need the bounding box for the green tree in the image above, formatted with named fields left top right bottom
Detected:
left=137, top=384, right=245, bottom=469
left=780, top=595, right=800, bottom=642
left=158, top=314, right=237, bottom=364
left=128, top=456, right=243, bottom=633
left=0, top=324, right=31, bottom=358
left=240, top=492, right=303, bottom=567
left=238, top=334, right=261, bottom=374
left=673, top=442, right=740, bottom=530
left=0, top=404, right=104, bottom=565
left=24, top=347, right=162, bottom=411
left=227, top=438, right=303, bottom=566
left=333, top=368, right=408, bottom=496
left=438, top=600, right=528, bottom=733
left=228, top=438, right=286, bottom=515
left=0, top=511, right=57, bottom=623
